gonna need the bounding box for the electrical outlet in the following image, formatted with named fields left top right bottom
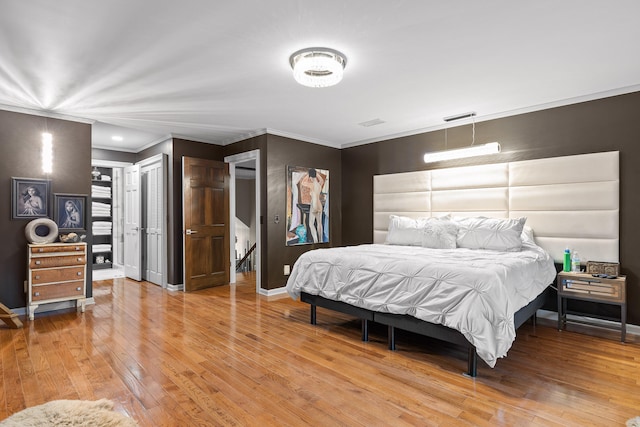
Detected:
left=284, top=264, right=290, bottom=275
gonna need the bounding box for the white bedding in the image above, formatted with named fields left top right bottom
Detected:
left=286, top=242, right=556, bottom=367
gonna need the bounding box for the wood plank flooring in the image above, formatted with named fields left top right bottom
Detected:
left=1, top=273, right=638, bottom=426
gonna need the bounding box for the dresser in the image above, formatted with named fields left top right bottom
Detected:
left=26, top=243, right=87, bottom=320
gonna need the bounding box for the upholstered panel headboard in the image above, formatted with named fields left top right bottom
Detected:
left=373, top=151, right=619, bottom=263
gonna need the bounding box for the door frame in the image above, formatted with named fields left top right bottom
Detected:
left=224, top=149, right=261, bottom=293
left=137, top=153, right=168, bottom=288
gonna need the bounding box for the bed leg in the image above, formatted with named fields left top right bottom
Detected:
left=388, top=325, right=396, bottom=350
left=531, top=311, right=537, bottom=326
left=464, top=346, right=478, bottom=378
left=362, top=319, right=369, bottom=342
left=310, top=305, right=316, bottom=325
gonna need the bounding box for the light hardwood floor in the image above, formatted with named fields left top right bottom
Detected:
left=1, top=273, right=638, bottom=426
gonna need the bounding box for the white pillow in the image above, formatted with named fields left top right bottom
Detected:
left=521, top=225, right=535, bottom=244
left=421, top=217, right=458, bottom=249
left=455, top=216, right=527, bottom=251
left=386, top=215, right=426, bottom=246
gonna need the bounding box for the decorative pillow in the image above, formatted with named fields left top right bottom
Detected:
left=421, top=217, right=458, bottom=249
left=455, top=216, right=527, bottom=251
left=521, top=225, right=535, bottom=244
left=386, top=215, right=426, bottom=246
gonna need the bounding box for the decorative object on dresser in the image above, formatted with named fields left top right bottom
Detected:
left=557, top=271, right=627, bottom=342
left=24, top=217, right=58, bottom=244
left=26, top=243, right=87, bottom=320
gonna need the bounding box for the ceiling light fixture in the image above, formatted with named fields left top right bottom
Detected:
left=423, top=142, right=501, bottom=163
left=424, top=112, right=501, bottom=163
left=289, top=47, right=347, bottom=88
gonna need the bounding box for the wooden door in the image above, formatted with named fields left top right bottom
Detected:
left=183, top=157, right=230, bottom=291
left=124, top=164, right=142, bottom=281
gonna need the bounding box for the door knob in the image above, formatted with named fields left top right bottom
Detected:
left=186, top=229, right=198, bottom=235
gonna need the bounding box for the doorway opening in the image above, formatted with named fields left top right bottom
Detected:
left=225, top=150, right=261, bottom=293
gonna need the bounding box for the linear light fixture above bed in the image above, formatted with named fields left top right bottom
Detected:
left=423, top=142, right=501, bottom=163
left=424, top=111, right=501, bottom=163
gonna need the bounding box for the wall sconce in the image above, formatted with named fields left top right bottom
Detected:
left=42, top=132, right=53, bottom=174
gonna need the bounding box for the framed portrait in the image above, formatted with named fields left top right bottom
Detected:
left=286, top=166, right=329, bottom=246
left=11, top=177, right=51, bottom=219
left=54, top=193, right=87, bottom=232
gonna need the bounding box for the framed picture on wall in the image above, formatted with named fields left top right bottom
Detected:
left=11, top=177, right=51, bottom=219
left=286, top=166, right=329, bottom=246
left=54, top=193, right=87, bottom=232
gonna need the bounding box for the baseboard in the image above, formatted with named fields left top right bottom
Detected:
left=537, top=309, right=640, bottom=336
left=258, top=286, right=288, bottom=298
left=12, top=297, right=95, bottom=317
left=166, top=283, right=184, bottom=292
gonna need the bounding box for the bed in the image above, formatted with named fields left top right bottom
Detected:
left=286, top=151, right=620, bottom=376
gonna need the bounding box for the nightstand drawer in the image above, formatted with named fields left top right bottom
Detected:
left=30, top=255, right=86, bottom=269
left=31, top=281, right=84, bottom=301
left=558, top=273, right=625, bottom=304
left=31, top=266, right=85, bottom=284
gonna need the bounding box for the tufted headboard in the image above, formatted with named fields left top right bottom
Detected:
left=373, top=151, right=619, bottom=263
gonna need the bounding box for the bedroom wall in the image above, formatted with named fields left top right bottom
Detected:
left=342, top=90, right=640, bottom=325
left=223, top=134, right=342, bottom=290
left=0, top=109, right=92, bottom=309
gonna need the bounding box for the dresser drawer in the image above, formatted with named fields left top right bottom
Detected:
left=31, top=266, right=85, bottom=284
left=30, top=255, right=86, bottom=269
left=31, top=281, right=84, bottom=301
left=30, top=245, right=85, bottom=254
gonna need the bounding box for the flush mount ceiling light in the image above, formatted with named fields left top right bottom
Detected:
left=289, top=47, right=347, bottom=88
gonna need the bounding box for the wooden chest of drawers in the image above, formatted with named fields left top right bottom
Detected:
left=27, top=243, right=87, bottom=320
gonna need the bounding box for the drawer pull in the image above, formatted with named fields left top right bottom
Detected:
left=77, top=272, right=82, bottom=276
left=35, top=275, right=40, bottom=279
left=35, top=260, right=41, bottom=265
left=76, top=287, right=82, bottom=291
left=38, top=248, right=44, bottom=253
left=75, top=246, right=80, bottom=251
left=34, top=292, right=40, bottom=297
left=77, top=258, right=82, bottom=261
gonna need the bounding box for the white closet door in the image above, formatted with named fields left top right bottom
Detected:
left=142, top=162, right=163, bottom=285
left=124, top=164, right=142, bottom=281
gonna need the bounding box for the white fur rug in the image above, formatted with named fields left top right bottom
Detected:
left=628, top=417, right=640, bottom=427
left=0, top=399, right=137, bottom=427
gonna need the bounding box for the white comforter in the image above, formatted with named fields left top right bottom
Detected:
left=286, top=242, right=556, bottom=367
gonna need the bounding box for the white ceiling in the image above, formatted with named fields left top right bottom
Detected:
left=1, top=1, right=639, bottom=152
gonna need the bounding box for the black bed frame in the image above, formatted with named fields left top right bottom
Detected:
left=300, top=288, right=550, bottom=377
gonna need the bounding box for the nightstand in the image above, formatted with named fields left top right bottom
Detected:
left=557, top=271, right=626, bottom=342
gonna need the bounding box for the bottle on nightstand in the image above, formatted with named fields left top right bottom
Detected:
left=571, top=251, right=581, bottom=272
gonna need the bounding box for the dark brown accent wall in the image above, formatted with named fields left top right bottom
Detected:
left=264, top=134, right=342, bottom=290
left=223, top=134, right=342, bottom=290
left=0, top=110, right=92, bottom=308
left=342, top=91, right=640, bottom=324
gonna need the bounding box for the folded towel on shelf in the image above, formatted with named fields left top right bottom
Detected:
left=92, top=244, right=112, bottom=252
left=93, top=221, right=112, bottom=228
left=93, top=229, right=111, bottom=235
